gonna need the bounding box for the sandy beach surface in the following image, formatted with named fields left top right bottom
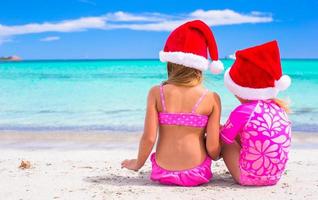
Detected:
left=0, top=131, right=318, bottom=200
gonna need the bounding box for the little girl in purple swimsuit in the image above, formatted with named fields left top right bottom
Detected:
left=121, top=20, right=224, bottom=186
left=221, top=41, right=292, bottom=186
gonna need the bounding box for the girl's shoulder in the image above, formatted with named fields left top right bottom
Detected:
left=231, top=101, right=259, bottom=116
left=207, top=90, right=220, bottom=99
left=205, top=90, right=221, bottom=105
left=148, top=85, right=161, bottom=97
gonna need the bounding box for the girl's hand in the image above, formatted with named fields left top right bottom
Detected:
left=121, top=159, right=141, bottom=171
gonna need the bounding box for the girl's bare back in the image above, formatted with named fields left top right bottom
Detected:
left=155, top=84, right=214, bottom=170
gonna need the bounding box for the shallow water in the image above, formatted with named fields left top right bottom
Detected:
left=0, top=59, right=317, bottom=132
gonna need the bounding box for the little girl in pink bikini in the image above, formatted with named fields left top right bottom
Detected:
left=221, top=41, right=292, bottom=186
left=122, top=20, right=224, bottom=186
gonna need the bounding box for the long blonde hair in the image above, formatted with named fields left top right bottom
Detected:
left=273, top=98, right=291, bottom=113
left=164, top=62, right=203, bottom=87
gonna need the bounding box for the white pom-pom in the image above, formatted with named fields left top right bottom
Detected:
left=209, top=60, right=224, bottom=74
left=275, top=75, right=291, bottom=91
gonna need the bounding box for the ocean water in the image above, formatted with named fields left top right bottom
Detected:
left=0, top=59, right=317, bottom=133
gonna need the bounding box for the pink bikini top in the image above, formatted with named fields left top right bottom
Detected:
left=158, top=84, right=209, bottom=128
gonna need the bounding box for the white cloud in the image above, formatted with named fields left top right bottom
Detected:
left=0, top=17, right=106, bottom=37
left=0, top=9, right=273, bottom=37
left=190, top=9, right=272, bottom=25
left=0, top=37, right=13, bottom=45
left=40, top=36, right=60, bottom=42
left=104, top=9, right=273, bottom=31
left=105, top=11, right=165, bottom=22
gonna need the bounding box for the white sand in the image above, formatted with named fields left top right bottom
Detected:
left=0, top=132, right=318, bottom=200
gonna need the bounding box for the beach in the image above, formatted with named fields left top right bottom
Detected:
left=1, top=0, right=317, bottom=198
left=1, top=131, right=317, bottom=200
left=0, top=60, right=317, bottom=199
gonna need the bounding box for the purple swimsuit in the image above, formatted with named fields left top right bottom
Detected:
left=150, top=84, right=212, bottom=186
left=221, top=100, right=291, bottom=185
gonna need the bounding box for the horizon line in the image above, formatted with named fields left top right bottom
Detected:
left=1, top=58, right=318, bottom=62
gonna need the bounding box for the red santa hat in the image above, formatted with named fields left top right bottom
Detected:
left=224, top=40, right=291, bottom=100
left=159, top=20, right=224, bottom=74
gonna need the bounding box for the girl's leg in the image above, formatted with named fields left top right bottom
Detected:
left=221, top=140, right=241, bottom=183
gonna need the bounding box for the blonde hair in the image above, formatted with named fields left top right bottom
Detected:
left=273, top=98, right=291, bottom=113
left=164, top=62, right=203, bottom=87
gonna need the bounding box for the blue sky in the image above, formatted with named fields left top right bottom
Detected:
left=0, top=0, right=317, bottom=59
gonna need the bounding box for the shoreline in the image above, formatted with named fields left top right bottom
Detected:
left=0, top=131, right=141, bottom=150
left=0, top=131, right=317, bottom=150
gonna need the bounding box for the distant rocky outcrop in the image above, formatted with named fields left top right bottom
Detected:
left=0, top=55, right=22, bottom=61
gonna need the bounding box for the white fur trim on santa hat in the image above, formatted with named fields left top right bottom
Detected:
left=210, top=60, right=224, bottom=74
left=275, top=75, right=291, bottom=91
left=159, top=51, right=208, bottom=71
left=224, top=68, right=280, bottom=100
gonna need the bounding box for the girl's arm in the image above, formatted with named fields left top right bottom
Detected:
left=220, top=103, right=254, bottom=144
left=121, top=87, right=159, bottom=171
left=205, top=92, right=222, bottom=160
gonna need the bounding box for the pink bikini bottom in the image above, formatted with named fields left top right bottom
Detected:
left=150, top=153, right=212, bottom=187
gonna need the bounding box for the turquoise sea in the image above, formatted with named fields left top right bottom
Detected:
left=0, top=59, right=317, bottom=133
